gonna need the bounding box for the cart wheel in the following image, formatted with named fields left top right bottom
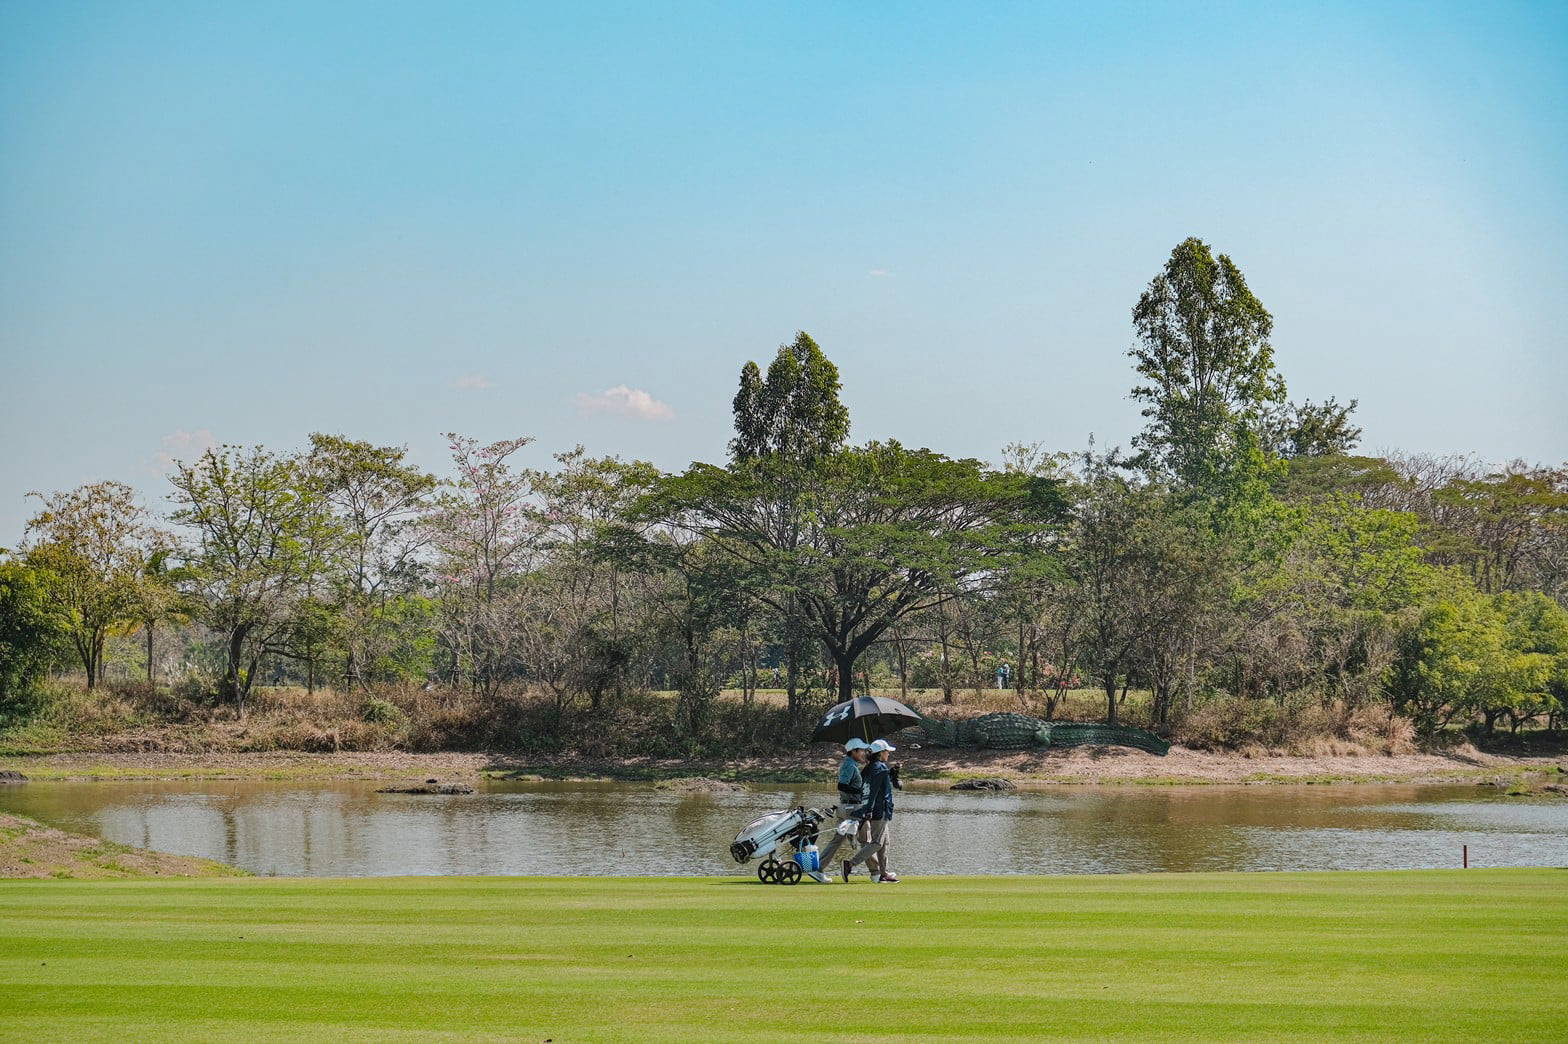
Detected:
left=757, top=860, right=778, bottom=884
left=780, top=861, right=803, bottom=885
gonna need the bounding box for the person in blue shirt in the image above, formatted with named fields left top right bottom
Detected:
left=843, top=738, right=899, bottom=883
left=817, top=738, right=870, bottom=871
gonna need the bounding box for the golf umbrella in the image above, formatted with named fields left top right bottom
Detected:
left=810, top=695, right=922, bottom=744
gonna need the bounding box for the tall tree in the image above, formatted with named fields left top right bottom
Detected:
left=426, top=434, right=541, bottom=696
left=729, top=331, right=850, bottom=464
left=307, top=433, right=436, bottom=688
left=169, top=446, right=338, bottom=713
left=24, top=481, right=157, bottom=688
left=726, top=330, right=852, bottom=713
left=1129, top=237, right=1284, bottom=500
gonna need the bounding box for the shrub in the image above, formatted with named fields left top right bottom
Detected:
left=1176, top=695, right=1416, bottom=755
left=360, top=697, right=404, bottom=725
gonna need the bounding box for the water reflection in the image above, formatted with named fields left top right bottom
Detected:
left=2, top=781, right=1564, bottom=877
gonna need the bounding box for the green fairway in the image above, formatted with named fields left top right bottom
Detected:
left=2, top=870, right=1564, bottom=1041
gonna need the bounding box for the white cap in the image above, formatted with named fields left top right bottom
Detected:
left=843, top=738, right=870, bottom=752
left=869, top=739, right=897, bottom=753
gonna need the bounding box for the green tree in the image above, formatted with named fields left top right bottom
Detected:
left=1430, top=465, right=1568, bottom=595
left=1057, top=461, right=1210, bottom=723
left=725, top=331, right=852, bottom=712
left=132, top=547, right=192, bottom=687
left=24, top=481, right=158, bottom=688
left=729, top=331, right=850, bottom=464
left=1129, top=237, right=1285, bottom=501
left=1262, top=397, right=1362, bottom=459
left=1491, top=591, right=1568, bottom=732
left=0, top=560, right=62, bottom=722
left=527, top=449, right=661, bottom=712
left=307, top=433, right=436, bottom=688
left=169, top=446, right=339, bottom=714
left=1387, top=591, right=1519, bottom=737
left=649, top=441, right=1057, bottom=704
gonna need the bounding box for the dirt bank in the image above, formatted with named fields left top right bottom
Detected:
left=2, top=744, right=1561, bottom=787
left=0, top=811, right=245, bottom=880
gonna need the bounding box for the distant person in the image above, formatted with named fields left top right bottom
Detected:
left=772, top=666, right=781, bottom=688
left=843, top=739, right=899, bottom=883
left=818, top=738, right=870, bottom=871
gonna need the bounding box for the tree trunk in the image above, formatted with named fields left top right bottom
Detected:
left=226, top=627, right=249, bottom=718
left=832, top=648, right=856, bottom=704
left=896, top=637, right=908, bottom=701
left=940, top=631, right=953, bottom=704
left=1103, top=671, right=1118, bottom=724
left=145, top=621, right=156, bottom=687
left=1016, top=617, right=1027, bottom=704
left=785, top=645, right=799, bottom=716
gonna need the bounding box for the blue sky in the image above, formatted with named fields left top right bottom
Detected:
left=2, top=1, right=1565, bottom=543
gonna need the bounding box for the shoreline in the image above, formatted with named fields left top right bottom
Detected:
left=3, top=743, right=1562, bottom=787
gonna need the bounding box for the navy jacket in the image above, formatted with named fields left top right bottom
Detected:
left=854, top=760, right=895, bottom=821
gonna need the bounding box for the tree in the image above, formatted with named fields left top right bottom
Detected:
left=169, top=446, right=338, bottom=714
left=24, top=481, right=157, bottom=688
left=1262, top=397, right=1362, bottom=459
left=1430, top=465, right=1568, bottom=595
left=1057, top=461, right=1209, bottom=723
left=1491, top=591, right=1568, bottom=733
left=0, top=560, right=61, bottom=721
left=426, top=434, right=541, bottom=696
left=132, top=547, right=191, bottom=687
left=1129, top=237, right=1284, bottom=500
left=729, top=331, right=850, bottom=464
left=528, top=449, right=661, bottom=712
left=306, top=433, right=436, bottom=688
left=650, top=440, right=1058, bottom=704
left=725, top=331, right=852, bottom=712
left=605, top=528, right=748, bottom=742
left=1386, top=590, right=1530, bottom=737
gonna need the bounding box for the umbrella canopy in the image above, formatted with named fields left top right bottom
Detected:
left=810, top=695, right=922, bottom=744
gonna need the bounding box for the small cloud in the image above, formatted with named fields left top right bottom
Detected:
left=153, top=428, right=216, bottom=472
left=575, top=385, right=674, bottom=422
left=453, top=374, right=494, bottom=391
left=868, top=268, right=893, bottom=278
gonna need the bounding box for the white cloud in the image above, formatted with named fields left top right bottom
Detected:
left=153, top=428, right=216, bottom=472
left=575, top=385, right=674, bottom=421
left=453, top=374, right=494, bottom=390
left=868, top=268, right=893, bottom=277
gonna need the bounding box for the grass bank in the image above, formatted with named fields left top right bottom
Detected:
left=1, top=870, right=1563, bottom=1040
left=0, top=812, right=244, bottom=880
left=4, top=745, right=1564, bottom=789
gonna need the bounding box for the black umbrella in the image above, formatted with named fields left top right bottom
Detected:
left=810, top=695, right=922, bottom=744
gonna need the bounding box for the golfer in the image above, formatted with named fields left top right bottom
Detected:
left=843, top=738, right=899, bottom=884
left=817, top=738, right=871, bottom=871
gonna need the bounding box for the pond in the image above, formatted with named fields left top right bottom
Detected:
left=2, top=780, right=1564, bottom=877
